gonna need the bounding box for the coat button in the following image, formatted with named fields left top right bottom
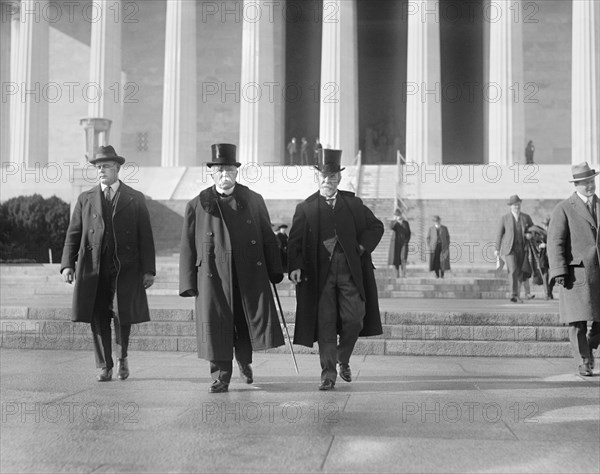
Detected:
left=256, top=261, right=262, bottom=266
left=206, top=232, right=214, bottom=236
left=93, top=214, right=97, bottom=218
left=250, top=240, right=256, bottom=245
left=208, top=273, right=213, bottom=277
left=246, top=219, right=252, bottom=224
left=90, top=230, right=94, bottom=233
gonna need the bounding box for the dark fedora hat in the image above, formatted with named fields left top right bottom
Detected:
left=507, top=194, right=522, bottom=205
left=207, top=143, right=240, bottom=168
left=569, top=162, right=600, bottom=182
left=315, top=149, right=345, bottom=173
left=88, top=145, right=125, bottom=165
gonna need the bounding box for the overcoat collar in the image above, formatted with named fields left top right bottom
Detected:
left=88, top=180, right=135, bottom=217
left=199, top=184, right=248, bottom=215
left=569, top=192, right=598, bottom=228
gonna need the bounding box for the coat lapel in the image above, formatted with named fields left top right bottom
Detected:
left=570, top=193, right=596, bottom=227
left=113, top=181, right=134, bottom=216
left=90, top=185, right=103, bottom=219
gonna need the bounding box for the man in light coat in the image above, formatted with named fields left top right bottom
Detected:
left=548, top=162, right=600, bottom=376
left=495, top=195, right=534, bottom=303
left=61, top=146, right=156, bottom=381
left=179, top=144, right=284, bottom=393
left=288, top=149, right=384, bottom=390
left=427, top=215, right=450, bottom=278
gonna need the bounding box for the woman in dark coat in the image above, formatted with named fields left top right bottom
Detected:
left=388, top=210, right=411, bottom=277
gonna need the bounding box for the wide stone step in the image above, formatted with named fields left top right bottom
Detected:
left=0, top=331, right=571, bottom=357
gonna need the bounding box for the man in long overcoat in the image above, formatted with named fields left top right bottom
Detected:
left=61, top=146, right=156, bottom=382
left=495, top=195, right=534, bottom=302
left=288, top=149, right=384, bottom=390
left=388, top=210, right=411, bottom=278
left=426, top=215, right=450, bottom=278
left=548, top=162, right=600, bottom=376
left=179, top=144, right=284, bottom=393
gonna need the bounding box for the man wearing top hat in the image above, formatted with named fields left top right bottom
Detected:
left=179, top=144, right=284, bottom=393
left=495, top=195, right=534, bottom=303
left=288, top=149, right=384, bottom=390
left=61, top=145, right=156, bottom=381
left=427, top=215, right=451, bottom=279
left=547, top=162, right=600, bottom=376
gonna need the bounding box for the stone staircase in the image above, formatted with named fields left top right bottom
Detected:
left=0, top=261, right=567, bottom=357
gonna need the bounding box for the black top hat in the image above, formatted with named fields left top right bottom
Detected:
left=88, top=145, right=125, bottom=165
left=507, top=194, right=522, bottom=205
left=207, top=144, right=241, bottom=167
left=569, top=162, right=600, bottom=182
left=314, top=149, right=345, bottom=173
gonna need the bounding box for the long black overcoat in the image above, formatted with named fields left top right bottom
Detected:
left=60, top=182, right=156, bottom=324
left=179, top=184, right=284, bottom=360
left=287, top=190, right=384, bottom=347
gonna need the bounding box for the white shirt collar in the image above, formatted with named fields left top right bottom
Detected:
left=576, top=191, right=593, bottom=204
left=101, top=181, right=120, bottom=193
left=320, top=191, right=338, bottom=200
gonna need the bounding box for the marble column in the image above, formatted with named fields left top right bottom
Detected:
left=319, top=0, right=358, bottom=166
left=571, top=0, right=600, bottom=167
left=88, top=0, right=122, bottom=152
left=0, top=1, right=11, bottom=164
left=405, top=0, right=442, bottom=165
left=161, top=0, right=197, bottom=167
left=486, top=0, right=525, bottom=166
left=238, top=0, right=285, bottom=165
left=10, top=0, right=49, bottom=165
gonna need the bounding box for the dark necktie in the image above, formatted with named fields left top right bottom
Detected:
left=326, top=197, right=335, bottom=209
left=104, top=186, right=112, bottom=202
left=588, top=198, right=596, bottom=222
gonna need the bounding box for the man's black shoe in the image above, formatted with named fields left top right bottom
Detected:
left=318, top=379, right=335, bottom=391
left=117, top=358, right=129, bottom=380
left=209, top=380, right=229, bottom=393
left=97, top=368, right=112, bottom=382
left=338, top=363, right=352, bottom=382
left=238, top=363, right=253, bottom=384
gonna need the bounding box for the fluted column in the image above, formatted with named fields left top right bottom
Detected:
left=487, top=0, right=525, bottom=166
left=89, top=0, right=122, bottom=151
left=405, top=0, right=442, bottom=165
left=319, top=0, right=358, bottom=165
left=0, top=2, right=11, bottom=164
left=161, top=0, right=197, bottom=167
left=572, top=0, right=599, bottom=167
left=10, top=0, right=49, bottom=165
left=239, top=0, right=285, bottom=165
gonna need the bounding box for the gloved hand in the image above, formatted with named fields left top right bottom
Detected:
left=554, top=275, right=569, bottom=287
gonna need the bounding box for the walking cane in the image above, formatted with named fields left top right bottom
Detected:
left=271, top=282, right=299, bottom=374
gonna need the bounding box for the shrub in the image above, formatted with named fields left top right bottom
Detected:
left=0, top=195, right=70, bottom=263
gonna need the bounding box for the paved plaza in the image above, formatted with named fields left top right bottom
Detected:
left=1, top=347, right=599, bottom=473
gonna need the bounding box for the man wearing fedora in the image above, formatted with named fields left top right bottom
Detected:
left=61, top=145, right=156, bottom=381
left=547, top=162, right=600, bottom=376
left=288, top=149, right=384, bottom=390
left=179, top=144, right=285, bottom=393
left=495, top=195, right=535, bottom=303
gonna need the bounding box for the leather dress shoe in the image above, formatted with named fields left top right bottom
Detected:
left=117, top=358, right=129, bottom=380
left=510, top=297, right=523, bottom=303
left=525, top=294, right=535, bottom=300
left=578, top=363, right=593, bottom=377
left=238, top=363, right=253, bottom=384
left=318, top=379, right=335, bottom=391
left=209, top=379, right=229, bottom=393
left=97, top=368, right=113, bottom=382
left=338, top=363, right=352, bottom=382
